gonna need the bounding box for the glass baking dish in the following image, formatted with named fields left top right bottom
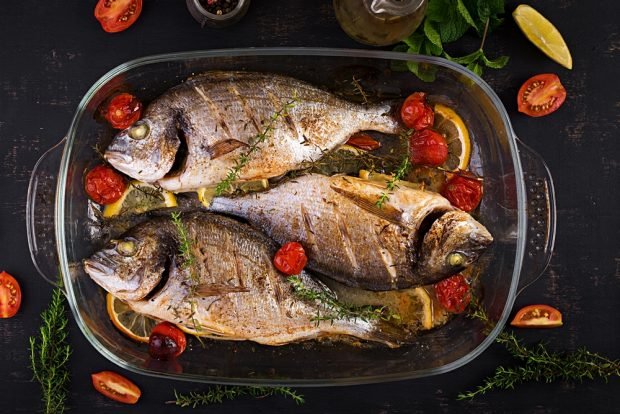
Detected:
left=26, top=48, right=556, bottom=386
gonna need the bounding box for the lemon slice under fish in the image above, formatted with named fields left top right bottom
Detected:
left=103, top=181, right=177, bottom=218
left=513, top=4, right=573, bottom=69
left=106, top=293, right=159, bottom=343
left=433, top=104, right=471, bottom=171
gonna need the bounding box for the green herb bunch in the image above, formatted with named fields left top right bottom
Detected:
left=171, top=386, right=305, bottom=408
left=395, top=0, right=509, bottom=79
left=375, top=156, right=412, bottom=208
left=29, top=281, right=71, bottom=414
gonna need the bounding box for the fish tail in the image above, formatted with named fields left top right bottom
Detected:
left=365, top=320, right=417, bottom=348
left=362, top=102, right=403, bottom=135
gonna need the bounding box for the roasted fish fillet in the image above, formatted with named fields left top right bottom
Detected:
left=210, top=174, right=493, bottom=290
left=104, top=71, right=401, bottom=192
left=83, top=213, right=409, bottom=347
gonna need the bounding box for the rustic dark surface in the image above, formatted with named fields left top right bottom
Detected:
left=1, top=0, right=619, bottom=413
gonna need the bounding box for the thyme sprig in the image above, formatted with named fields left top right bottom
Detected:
left=215, top=95, right=299, bottom=196
left=29, top=279, right=71, bottom=414
left=170, top=386, right=305, bottom=408
left=375, top=156, right=412, bottom=208
left=458, top=302, right=620, bottom=400
left=288, top=276, right=400, bottom=324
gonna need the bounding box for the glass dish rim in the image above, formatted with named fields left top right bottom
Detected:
left=56, top=47, right=526, bottom=386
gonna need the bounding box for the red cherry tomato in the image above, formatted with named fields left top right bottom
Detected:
left=91, top=371, right=141, bottom=404
left=273, top=242, right=308, bottom=275
left=85, top=165, right=127, bottom=205
left=517, top=74, right=566, bottom=117
left=409, top=129, right=448, bottom=166
left=103, top=93, right=143, bottom=130
left=434, top=274, right=471, bottom=314
left=95, top=0, right=143, bottom=33
left=441, top=175, right=483, bottom=212
left=510, top=304, right=563, bottom=328
left=400, top=92, right=434, bottom=131
left=148, top=322, right=187, bottom=360
left=346, top=133, right=382, bottom=151
left=0, top=271, right=22, bottom=318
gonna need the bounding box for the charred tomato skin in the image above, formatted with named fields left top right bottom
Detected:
left=0, top=271, right=22, bottom=318
left=95, top=0, right=143, bottom=33
left=517, top=73, right=567, bottom=117
left=273, top=242, right=308, bottom=275
left=434, top=274, right=471, bottom=314
left=511, top=304, right=563, bottom=328
left=346, top=133, right=382, bottom=151
left=441, top=175, right=483, bottom=212
left=148, top=322, right=187, bottom=360
left=103, top=93, right=143, bottom=130
left=400, top=92, right=434, bottom=131
left=409, top=129, right=449, bottom=167
left=85, top=165, right=127, bottom=205
left=91, top=371, right=141, bottom=404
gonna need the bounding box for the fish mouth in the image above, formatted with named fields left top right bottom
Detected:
left=104, top=151, right=134, bottom=166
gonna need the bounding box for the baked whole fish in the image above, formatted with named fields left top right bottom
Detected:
left=104, top=71, right=401, bottom=192
left=83, top=213, right=409, bottom=347
left=210, top=174, right=493, bottom=290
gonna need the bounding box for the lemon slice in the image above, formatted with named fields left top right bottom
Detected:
left=103, top=181, right=177, bottom=218
left=106, top=293, right=159, bottom=343
left=433, top=104, right=471, bottom=171
left=513, top=4, right=573, bottom=69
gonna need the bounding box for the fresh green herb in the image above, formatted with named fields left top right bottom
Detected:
left=29, top=278, right=71, bottom=414
left=215, top=96, right=299, bottom=196
left=288, top=275, right=400, bottom=324
left=375, top=156, right=412, bottom=208
left=395, top=0, right=509, bottom=79
left=170, top=386, right=305, bottom=408
left=458, top=302, right=620, bottom=400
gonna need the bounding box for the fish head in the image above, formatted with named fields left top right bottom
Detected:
left=417, top=210, right=493, bottom=282
left=83, top=224, right=171, bottom=301
left=104, top=114, right=180, bottom=182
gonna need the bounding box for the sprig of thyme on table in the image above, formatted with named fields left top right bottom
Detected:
left=29, top=278, right=71, bottom=414
left=215, top=95, right=299, bottom=196
left=170, top=386, right=305, bottom=408
left=375, top=156, right=412, bottom=208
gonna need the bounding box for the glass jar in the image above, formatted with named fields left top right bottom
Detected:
left=333, top=0, right=427, bottom=46
left=186, top=0, right=251, bottom=28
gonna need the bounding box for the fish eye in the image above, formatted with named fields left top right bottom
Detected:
left=447, top=252, right=466, bottom=267
left=117, top=239, right=138, bottom=257
left=128, top=122, right=149, bottom=140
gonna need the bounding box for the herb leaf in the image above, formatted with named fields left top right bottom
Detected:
left=376, top=156, right=412, bottom=208
left=171, top=386, right=305, bottom=407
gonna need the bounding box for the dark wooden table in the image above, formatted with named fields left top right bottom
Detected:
left=1, top=1, right=619, bottom=413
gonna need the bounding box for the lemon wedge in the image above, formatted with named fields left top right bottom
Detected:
left=513, top=4, right=573, bottom=69
left=106, top=293, right=159, bottom=343
left=103, top=181, right=177, bottom=218
left=433, top=104, right=471, bottom=171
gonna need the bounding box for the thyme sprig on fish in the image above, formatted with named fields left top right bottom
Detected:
left=375, top=156, right=412, bottom=208
left=288, top=276, right=400, bottom=324
left=458, top=301, right=620, bottom=400
left=169, top=386, right=305, bottom=408
left=29, top=277, right=71, bottom=414
left=215, top=95, right=299, bottom=196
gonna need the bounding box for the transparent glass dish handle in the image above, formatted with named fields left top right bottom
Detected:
left=26, top=138, right=66, bottom=290
left=515, top=138, right=557, bottom=295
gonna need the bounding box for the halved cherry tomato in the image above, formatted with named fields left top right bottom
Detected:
left=95, top=0, right=143, bottom=33
left=346, top=133, right=382, bottom=151
left=85, top=165, right=127, bottom=205
left=517, top=74, right=566, bottom=117
left=148, top=322, right=187, bottom=360
left=400, top=92, right=434, bottom=131
left=273, top=242, right=308, bottom=276
left=0, top=271, right=22, bottom=318
left=409, top=129, right=448, bottom=166
left=510, top=304, right=563, bottom=328
left=441, top=174, right=483, bottom=212
left=91, top=371, right=141, bottom=404
left=434, top=274, right=471, bottom=314
left=103, top=93, right=143, bottom=130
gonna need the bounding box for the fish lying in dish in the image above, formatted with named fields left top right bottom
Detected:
left=209, top=174, right=493, bottom=290
left=104, top=71, right=401, bottom=192
left=83, top=212, right=410, bottom=347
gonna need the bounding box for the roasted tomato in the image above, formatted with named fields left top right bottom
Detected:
left=434, top=274, right=471, bottom=314
left=103, top=93, right=143, bottom=130
left=510, top=304, right=563, bottom=328
left=273, top=242, right=308, bottom=275
left=0, top=271, right=22, bottom=318
left=346, top=133, right=382, bottom=151
left=85, top=165, right=127, bottom=205
left=517, top=74, right=566, bottom=117
left=91, top=371, right=141, bottom=404
left=441, top=175, right=483, bottom=212
left=95, top=0, right=143, bottom=33
left=409, top=129, right=448, bottom=167
left=148, top=322, right=187, bottom=360
left=400, top=92, right=434, bottom=131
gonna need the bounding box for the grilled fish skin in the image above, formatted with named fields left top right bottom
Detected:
left=83, top=212, right=409, bottom=347
left=104, top=71, right=402, bottom=192
left=209, top=174, right=493, bottom=290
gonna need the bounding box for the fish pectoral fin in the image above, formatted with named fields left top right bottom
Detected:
left=192, top=283, right=250, bottom=297
left=207, top=139, right=249, bottom=159
left=330, top=177, right=403, bottom=224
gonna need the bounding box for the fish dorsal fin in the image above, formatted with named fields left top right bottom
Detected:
left=329, top=176, right=403, bottom=224
left=208, top=139, right=248, bottom=160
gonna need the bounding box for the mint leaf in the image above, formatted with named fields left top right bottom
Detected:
left=438, top=12, right=470, bottom=43
left=456, top=0, right=478, bottom=32
left=467, top=60, right=483, bottom=77
left=447, top=50, right=482, bottom=65
left=390, top=44, right=410, bottom=72
left=425, top=0, right=450, bottom=22
left=423, top=19, right=443, bottom=50
left=406, top=60, right=437, bottom=82
left=481, top=53, right=509, bottom=68
left=403, top=33, right=425, bottom=52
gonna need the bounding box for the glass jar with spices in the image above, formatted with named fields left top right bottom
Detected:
left=186, top=0, right=250, bottom=28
